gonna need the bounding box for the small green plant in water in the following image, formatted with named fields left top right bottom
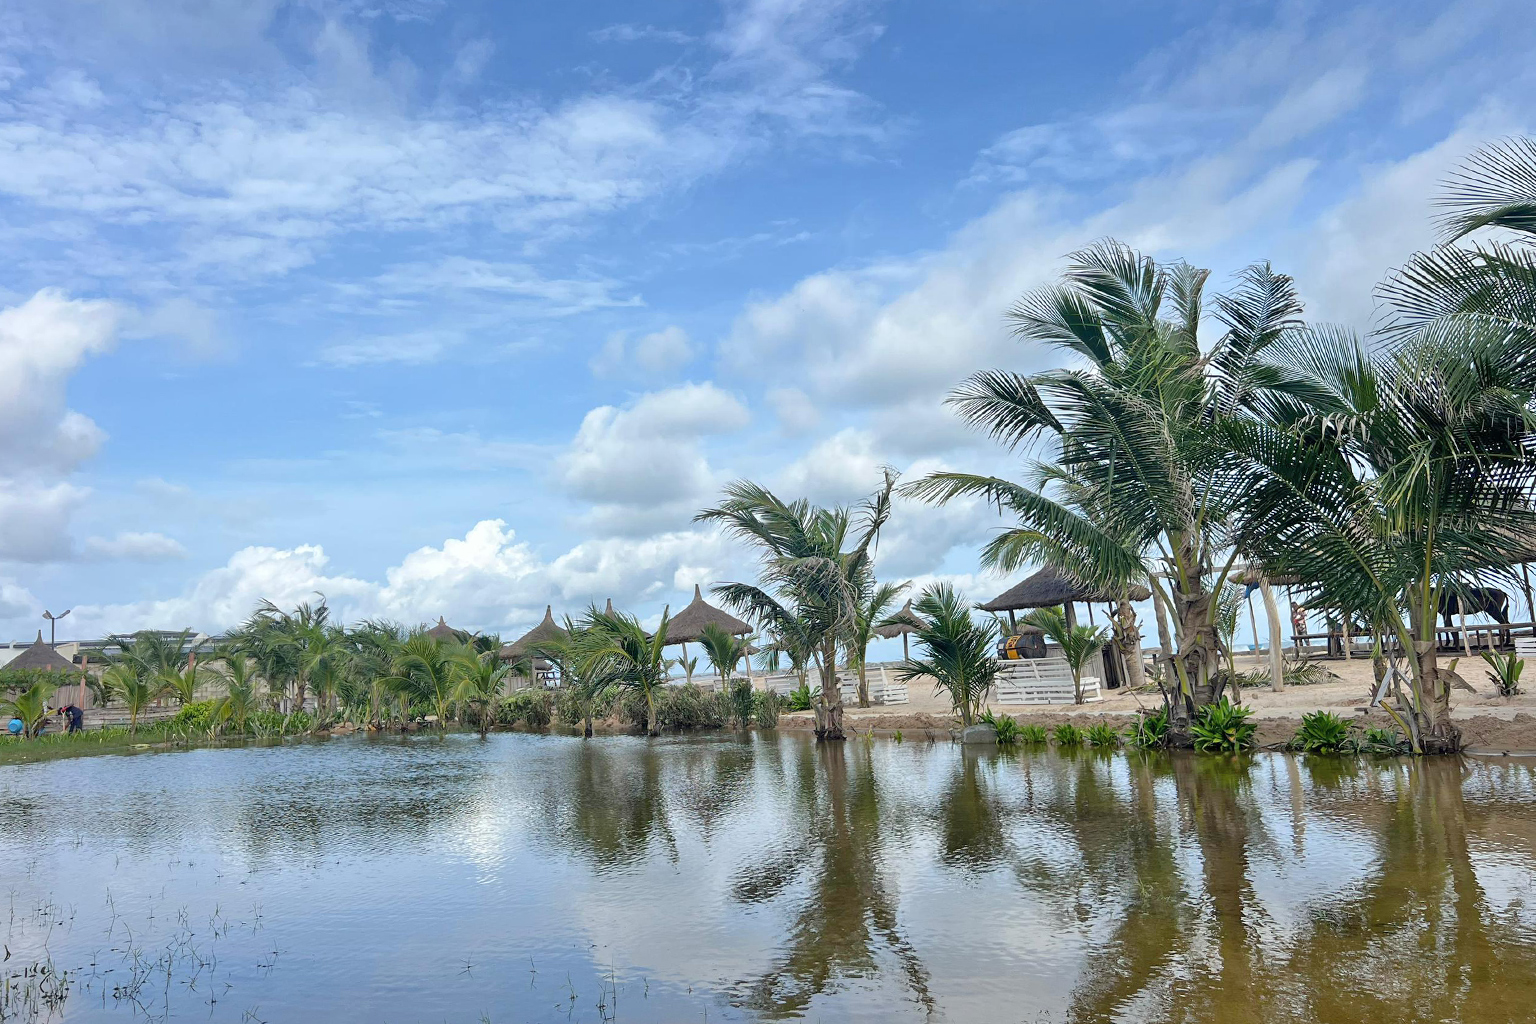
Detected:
left=892, top=729, right=903, bottom=743
left=1018, top=723, right=1048, bottom=744
left=1126, top=708, right=1169, bottom=748
left=1291, top=710, right=1353, bottom=754
left=1190, top=698, right=1256, bottom=753
left=784, top=683, right=813, bottom=712
left=1480, top=649, right=1525, bottom=696
left=1361, top=725, right=1411, bottom=755
left=1086, top=723, right=1120, bottom=748
left=1053, top=722, right=1085, bottom=746
left=980, top=709, right=1020, bottom=744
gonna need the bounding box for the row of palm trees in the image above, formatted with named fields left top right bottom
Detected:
left=700, top=137, right=1536, bottom=754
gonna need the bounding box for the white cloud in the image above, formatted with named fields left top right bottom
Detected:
left=559, top=383, right=750, bottom=532
left=0, top=289, right=122, bottom=474
left=591, top=325, right=695, bottom=376
left=317, top=331, right=460, bottom=367
left=0, top=479, right=89, bottom=563
left=81, top=532, right=189, bottom=561
left=765, top=386, right=819, bottom=434
left=0, top=579, right=37, bottom=620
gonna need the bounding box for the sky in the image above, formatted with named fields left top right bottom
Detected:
left=1, top=0, right=1533, bottom=651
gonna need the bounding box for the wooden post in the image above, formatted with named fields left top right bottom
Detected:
left=1459, top=609, right=1472, bottom=657
left=1260, top=578, right=1284, bottom=692
left=1245, top=591, right=1261, bottom=664
left=1523, top=562, right=1535, bottom=636
left=1086, top=602, right=1095, bottom=626
left=1064, top=602, right=1077, bottom=630
left=1342, top=615, right=1352, bottom=661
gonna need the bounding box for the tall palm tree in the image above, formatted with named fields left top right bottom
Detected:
left=699, top=623, right=754, bottom=692
left=451, top=648, right=510, bottom=739
left=109, top=629, right=193, bottom=683
left=384, top=634, right=458, bottom=727
left=574, top=606, right=673, bottom=737
left=905, top=242, right=1306, bottom=735
left=104, top=663, right=166, bottom=735
left=533, top=618, right=606, bottom=738
left=696, top=470, right=896, bottom=741
left=1024, top=606, right=1111, bottom=705
left=897, top=583, right=1000, bottom=727
left=845, top=581, right=905, bottom=708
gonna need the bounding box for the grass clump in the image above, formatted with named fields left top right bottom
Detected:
left=979, top=709, right=1020, bottom=744
left=1053, top=722, right=1085, bottom=746
left=1481, top=650, right=1525, bottom=696
left=1018, top=723, right=1048, bottom=744
left=1086, top=723, right=1120, bottom=748
left=1291, top=710, right=1352, bottom=754
left=1126, top=708, right=1169, bottom=748
left=1190, top=698, right=1255, bottom=753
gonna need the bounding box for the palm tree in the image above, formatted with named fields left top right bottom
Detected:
left=1, top=679, right=58, bottom=739
left=533, top=619, right=606, bottom=738
left=574, top=605, right=672, bottom=736
left=212, top=654, right=260, bottom=736
left=105, top=663, right=166, bottom=735
left=905, top=242, right=1306, bottom=735
left=699, top=623, right=754, bottom=691
left=1024, top=606, right=1111, bottom=705
left=161, top=663, right=210, bottom=707
left=846, top=581, right=905, bottom=708
left=451, top=648, right=510, bottom=739
left=384, top=634, right=458, bottom=727
left=897, top=583, right=1000, bottom=727
left=109, top=629, right=193, bottom=682
left=339, top=619, right=406, bottom=728
left=696, top=471, right=896, bottom=740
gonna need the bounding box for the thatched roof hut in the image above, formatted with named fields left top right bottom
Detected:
left=425, top=617, right=469, bottom=644
left=499, top=606, right=567, bottom=660
left=663, top=585, right=751, bottom=645
left=6, top=631, right=77, bottom=673
left=980, top=567, right=1150, bottom=612
left=874, top=599, right=925, bottom=640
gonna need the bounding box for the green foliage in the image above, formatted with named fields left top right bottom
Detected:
left=752, top=688, right=780, bottom=729
left=784, top=683, right=813, bottom=712
left=0, top=667, right=69, bottom=694
left=979, top=708, right=1020, bottom=744
left=900, top=582, right=1000, bottom=727
left=555, top=687, right=587, bottom=727
left=1126, top=708, right=1169, bottom=748
left=1018, top=723, right=1048, bottom=744
left=1361, top=725, right=1411, bottom=755
left=1086, top=722, right=1120, bottom=748
left=1291, top=710, right=1353, bottom=754
left=657, top=684, right=725, bottom=731
left=1190, top=698, right=1256, bottom=753
left=496, top=690, right=553, bottom=730
left=1053, top=722, right=1084, bottom=746
left=1480, top=649, right=1525, bottom=696
left=724, top=679, right=756, bottom=729
left=892, top=729, right=903, bottom=743
left=248, top=709, right=313, bottom=736
left=1022, top=606, right=1110, bottom=705
left=169, top=700, right=220, bottom=733
left=1, top=680, right=59, bottom=739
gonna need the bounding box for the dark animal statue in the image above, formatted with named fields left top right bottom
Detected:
left=1439, top=587, right=1510, bottom=628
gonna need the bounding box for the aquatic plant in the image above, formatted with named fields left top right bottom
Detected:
left=1480, top=649, right=1524, bottom=696
left=726, top=678, right=756, bottom=729
left=753, top=689, right=780, bottom=729
left=1053, top=722, right=1084, bottom=746
left=1018, top=723, right=1048, bottom=744
left=892, top=729, right=903, bottom=743
left=979, top=708, right=1020, bottom=744
left=1361, top=725, right=1411, bottom=755
left=1086, top=723, right=1120, bottom=748
left=784, top=682, right=813, bottom=712
left=1291, top=710, right=1353, bottom=754
left=1126, top=708, right=1169, bottom=748
left=1189, top=698, right=1255, bottom=753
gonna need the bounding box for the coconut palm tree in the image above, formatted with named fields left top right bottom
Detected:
left=212, top=654, right=260, bottom=736
left=897, top=583, right=1000, bottom=727
left=384, top=634, right=458, bottom=727
left=846, top=581, right=905, bottom=708
left=905, top=242, right=1306, bottom=735
left=161, top=663, right=211, bottom=707
left=533, top=619, right=606, bottom=738
left=451, top=648, right=510, bottom=739
left=574, top=605, right=673, bottom=737
left=699, top=623, right=754, bottom=692
left=105, top=663, right=166, bottom=735
left=109, top=629, right=193, bottom=683
left=1, top=679, right=58, bottom=739
left=1024, top=606, right=1111, bottom=705
left=696, top=470, right=896, bottom=741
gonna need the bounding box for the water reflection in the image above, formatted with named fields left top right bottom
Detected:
left=2, top=737, right=1535, bottom=1022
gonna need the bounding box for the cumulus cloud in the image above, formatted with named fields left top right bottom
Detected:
left=81, top=532, right=189, bottom=561
left=590, top=325, right=695, bottom=377
left=559, top=382, right=750, bottom=534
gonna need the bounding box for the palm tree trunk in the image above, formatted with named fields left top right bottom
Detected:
left=1115, top=599, right=1145, bottom=691
left=1408, top=596, right=1460, bottom=753
left=646, top=689, right=658, bottom=736
left=857, top=657, right=870, bottom=708
left=814, top=638, right=845, bottom=741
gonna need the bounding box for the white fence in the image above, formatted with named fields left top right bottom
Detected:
left=992, top=656, right=1101, bottom=705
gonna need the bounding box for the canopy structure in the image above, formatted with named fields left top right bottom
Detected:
left=980, top=566, right=1150, bottom=615
left=5, top=631, right=77, bottom=673
left=663, top=585, right=752, bottom=645
left=875, top=598, right=926, bottom=660
left=499, top=606, right=567, bottom=661
left=424, top=617, right=469, bottom=644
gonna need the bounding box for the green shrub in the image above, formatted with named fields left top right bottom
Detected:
left=248, top=710, right=312, bottom=736
left=1190, top=698, right=1256, bottom=753
left=1126, top=708, right=1169, bottom=748
left=979, top=709, right=1020, bottom=744
left=1086, top=723, right=1120, bottom=748
left=555, top=688, right=587, bottom=727
left=169, top=700, right=220, bottom=733
left=1481, top=649, right=1525, bottom=696
left=753, top=689, right=780, bottom=729
left=495, top=690, right=553, bottom=730
left=1053, top=722, right=1084, bottom=746
left=1361, top=725, right=1411, bottom=755
left=784, top=682, right=812, bottom=712
left=1018, top=723, right=1048, bottom=744
left=1291, top=710, right=1353, bottom=754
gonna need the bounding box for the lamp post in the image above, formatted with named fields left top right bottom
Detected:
left=42, top=608, right=71, bottom=649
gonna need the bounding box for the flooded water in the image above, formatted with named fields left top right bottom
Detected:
left=3, top=734, right=1536, bottom=1023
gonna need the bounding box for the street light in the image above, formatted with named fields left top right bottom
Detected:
left=42, top=608, right=71, bottom=649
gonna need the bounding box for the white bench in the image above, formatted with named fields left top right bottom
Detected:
left=993, top=657, right=1101, bottom=705
left=835, top=668, right=910, bottom=706
left=1516, top=637, right=1536, bottom=658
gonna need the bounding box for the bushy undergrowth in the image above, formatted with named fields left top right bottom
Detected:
left=1086, top=723, right=1120, bottom=748
left=753, top=689, right=780, bottom=729
left=495, top=690, right=553, bottom=729
left=1291, top=710, right=1352, bottom=754
left=169, top=700, right=220, bottom=733
left=1126, top=708, right=1169, bottom=748
left=1018, top=723, right=1048, bottom=744
left=979, top=709, right=1020, bottom=744
left=1190, top=698, right=1255, bottom=753
left=783, top=682, right=813, bottom=712
left=1053, top=722, right=1085, bottom=746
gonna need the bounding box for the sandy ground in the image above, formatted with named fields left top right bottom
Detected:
left=777, top=651, right=1536, bottom=753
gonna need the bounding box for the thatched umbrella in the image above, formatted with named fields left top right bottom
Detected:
left=874, top=599, right=926, bottom=660
left=499, top=607, right=567, bottom=682
left=424, top=617, right=468, bottom=645
left=980, top=567, right=1150, bottom=630
left=662, top=585, right=752, bottom=684
left=6, top=631, right=77, bottom=673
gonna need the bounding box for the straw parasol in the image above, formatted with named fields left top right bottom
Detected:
left=6, top=631, right=77, bottom=673
left=499, top=606, right=567, bottom=663
left=875, top=599, right=926, bottom=660
left=980, top=566, right=1150, bottom=629
left=424, top=617, right=469, bottom=644
left=660, top=585, right=752, bottom=684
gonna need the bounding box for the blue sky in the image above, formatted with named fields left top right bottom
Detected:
left=1, top=0, right=1533, bottom=647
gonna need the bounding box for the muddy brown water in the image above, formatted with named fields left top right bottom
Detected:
left=2, top=733, right=1534, bottom=1022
